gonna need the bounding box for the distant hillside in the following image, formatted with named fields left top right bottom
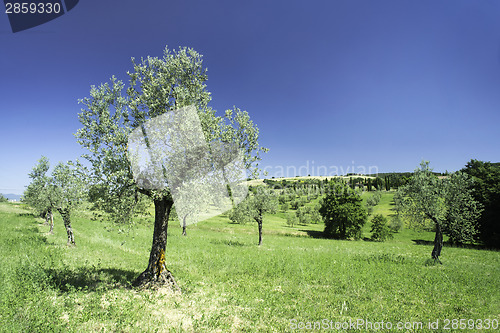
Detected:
left=0, top=193, right=22, bottom=201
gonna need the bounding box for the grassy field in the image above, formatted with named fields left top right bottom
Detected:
left=0, top=194, right=499, bottom=332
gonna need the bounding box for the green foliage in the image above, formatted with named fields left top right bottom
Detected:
left=442, top=172, right=483, bottom=245
left=280, top=201, right=289, bottom=212
left=75, top=46, right=267, bottom=224
left=365, top=191, right=382, bottom=215
left=372, top=177, right=383, bottom=190
left=319, top=182, right=367, bottom=240
left=295, top=205, right=322, bottom=225
left=296, top=207, right=309, bottom=225
left=388, top=215, right=403, bottom=233
left=246, top=187, right=277, bottom=221
left=228, top=201, right=251, bottom=225
left=50, top=161, right=87, bottom=212
left=285, top=212, right=298, bottom=227
left=1, top=198, right=499, bottom=331
left=23, top=156, right=54, bottom=217
left=0, top=194, right=7, bottom=203
left=278, top=193, right=287, bottom=204
left=396, top=161, right=482, bottom=246
left=370, top=214, right=393, bottom=241
left=462, top=159, right=500, bottom=248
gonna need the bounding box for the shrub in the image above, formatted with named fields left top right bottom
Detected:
left=370, top=214, right=393, bottom=241
left=320, top=183, right=367, bottom=240
left=296, top=207, right=309, bottom=225
left=389, top=215, right=403, bottom=232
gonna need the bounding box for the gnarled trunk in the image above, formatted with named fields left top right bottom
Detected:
left=42, top=209, right=49, bottom=225
left=57, top=207, right=75, bottom=246
left=432, top=223, right=443, bottom=263
left=256, top=214, right=263, bottom=246
left=133, top=196, right=179, bottom=290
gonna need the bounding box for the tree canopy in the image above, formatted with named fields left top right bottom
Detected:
left=319, top=182, right=367, bottom=240
left=395, top=161, right=482, bottom=262
left=245, top=187, right=277, bottom=245
left=24, top=157, right=86, bottom=244
left=24, top=156, right=53, bottom=218
left=461, top=159, right=500, bottom=248
left=75, top=46, right=267, bottom=287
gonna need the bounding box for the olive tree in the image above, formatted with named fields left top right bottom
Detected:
left=24, top=156, right=56, bottom=233
left=50, top=161, right=87, bottom=246
left=395, top=161, right=482, bottom=263
left=24, top=158, right=86, bottom=243
left=75, top=46, right=266, bottom=288
left=245, top=187, right=277, bottom=245
left=173, top=177, right=214, bottom=237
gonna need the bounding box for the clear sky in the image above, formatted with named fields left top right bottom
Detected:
left=1, top=0, right=499, bottom=195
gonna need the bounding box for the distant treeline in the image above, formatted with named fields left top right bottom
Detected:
left=262, top=173, right=416, bottom=191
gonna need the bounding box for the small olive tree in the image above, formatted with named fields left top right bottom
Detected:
left=50, top=161, right=87, bottom=246
left=24, top=158, right=87, bottom=243
left=246, top=187, right=277, bottom=245
left=24, top=156, right=56, bottom=233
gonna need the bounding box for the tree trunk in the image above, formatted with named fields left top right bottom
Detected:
left=57, top=207, right=75, bottom=246
left=133, top=196, right=179, bottom=290
left=339, top=220, right=346, bottom=239
left=42, top=209, right=49, bottom=225
left=257, top=215, right=263, bottom=246
left=182, top=216, right=187, bottom=236
left=48, top=209, right=54, bottom=234
left=432, top=223, right=443, bottom=263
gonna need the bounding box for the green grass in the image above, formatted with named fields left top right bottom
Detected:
left=0, top=200, right=499, bottom=332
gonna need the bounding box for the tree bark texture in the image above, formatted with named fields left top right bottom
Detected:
left=133, top=196, right=179, bottom=290
left=57, top=207, right=75, bottom=246
left=432, top=223, right=443, bottom=263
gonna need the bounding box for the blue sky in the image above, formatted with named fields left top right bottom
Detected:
left=1, top=0, right=499, bottom=195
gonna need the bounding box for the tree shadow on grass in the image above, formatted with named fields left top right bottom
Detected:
left=19, top=212, right=37, bottom=217
left=412, top=239, right=434, bottom=246
left=210, top=239, right=248, bottom=246
left=300, top=229, right=328, bottom=239
left=45, top=266, right=139, bottom=292
left=412, top=239, right=489, bottom=250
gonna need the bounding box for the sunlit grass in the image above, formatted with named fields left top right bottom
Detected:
left=0, top=201, right=498, bottom=332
